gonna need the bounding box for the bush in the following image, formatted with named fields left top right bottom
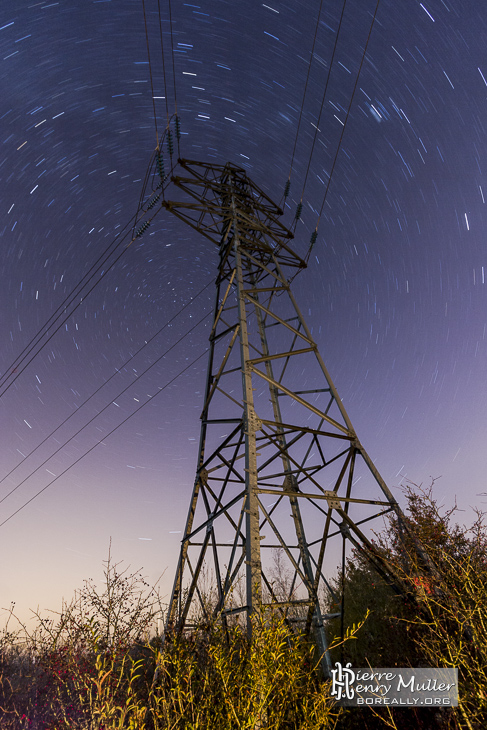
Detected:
left=328, top=480, right=487, bottom=730
left=1, top=551, right=348, bottom=729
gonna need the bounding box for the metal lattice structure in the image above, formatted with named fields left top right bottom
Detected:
left=162, top=159, right=412, bottom=672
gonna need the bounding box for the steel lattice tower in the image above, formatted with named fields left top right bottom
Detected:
left=162, top=159, right=412, bottom=673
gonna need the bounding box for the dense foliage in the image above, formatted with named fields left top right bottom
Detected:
left=329, top=481, right=487, bottom=730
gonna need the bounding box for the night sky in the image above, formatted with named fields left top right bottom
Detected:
left=1, top=0, right=486, bottom=626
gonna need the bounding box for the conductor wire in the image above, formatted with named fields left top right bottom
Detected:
left=280, top=0, right=324, bottom=210
left=0, top=310, right=210, bottom=513
left=0, top=347, right=209, bottom=529
left=157, top=0, right=171, bottom=128
left=294, top=0, right=348, bottom=231
left=142, top=0, right=160, bottom=147
left=0, top=280, right=211, bottom=491
left=305, top=0, right=381, bottom=262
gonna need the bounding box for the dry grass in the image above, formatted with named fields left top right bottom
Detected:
left=0, top=551, right=350, bottom=730
left=0, top=614, right=347, bottom=729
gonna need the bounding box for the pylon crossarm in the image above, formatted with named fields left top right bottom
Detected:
left=162, top=203, right=223, bottom=245
left=177, top=159, right=285, bottom=219
left=166, top=163, right=304, bottom=267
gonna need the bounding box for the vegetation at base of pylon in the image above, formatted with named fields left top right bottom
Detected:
left=0, top=549, right=358, bottom=730
left=328, top=480, right=487, bottom=730
left=2, top=482, right=484, bottom=730
left=0, top=611, right=347, bottom=730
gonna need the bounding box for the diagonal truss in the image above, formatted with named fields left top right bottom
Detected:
left=163, top=159, right=414, bottom=673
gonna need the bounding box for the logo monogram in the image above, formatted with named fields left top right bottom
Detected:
left=330, top=662, right=356, bottom=700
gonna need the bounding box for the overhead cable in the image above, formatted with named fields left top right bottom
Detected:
left=0, top=279, right=211, bottom=491
left=1, top=160, right=172, bottom=398
left=142, top=0, right=160, bottom=148
left=281, top=0, right=325, bottom=209
left=0, top=346, right=209, bottom=529
left=0, top=310, right=210, bottom=514
left=306, top=0, right=381, bottom=262
left=294, top=0, right=348, bottom=229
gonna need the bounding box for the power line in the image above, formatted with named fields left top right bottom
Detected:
left=0, top=279, right=212, bottom=491
left=0, top=214, right=135, bottom=393
left=280, top=0, right=324, bottom=209
left=293, top=0, right=348, bottom=230
left=0, top=346, right=209, bottom=529
left=0, top=308, right=209, bottom=506
left=1, top=227, right=135, bottom=399
left=157, top=0, right=171, bottom=128
left=142, top=0, right=160, bottom=148
left=306, top=0, right=381, bottom=261
left=0, top=161, right=172, bottom=399
left=167, top=0, right=180, bottom=158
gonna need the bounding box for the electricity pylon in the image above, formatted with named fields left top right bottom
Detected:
left=162, top=159, right=412, bottom=673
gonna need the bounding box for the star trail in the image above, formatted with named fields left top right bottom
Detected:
left=1, top=0, right=486, bottom=624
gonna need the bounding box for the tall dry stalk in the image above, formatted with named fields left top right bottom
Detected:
left=1, top=549, right=356, bottom=729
